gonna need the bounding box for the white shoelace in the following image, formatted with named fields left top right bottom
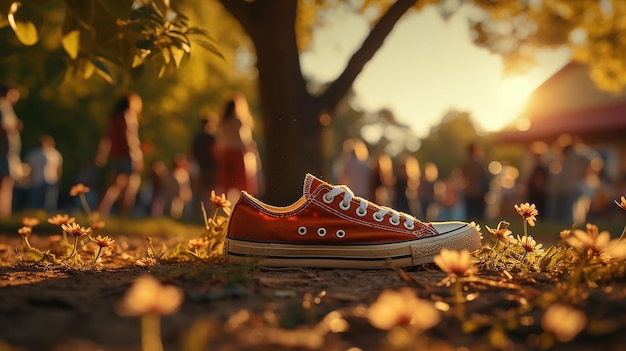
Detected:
left=322, top=185, right=415, bottom=230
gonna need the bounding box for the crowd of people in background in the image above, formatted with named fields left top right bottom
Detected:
left=1, top=84, right=623, bottom=226
left=334, top=136, right=623, bottom=227
left=0, top=88, right=263, bottom=220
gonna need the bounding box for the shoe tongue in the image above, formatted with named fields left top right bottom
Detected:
left=303, top=173, right=330, bottom=198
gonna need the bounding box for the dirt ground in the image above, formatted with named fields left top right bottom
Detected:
left=1, top=233, right=626, bottom=351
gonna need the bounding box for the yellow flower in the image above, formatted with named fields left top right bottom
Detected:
left=92, top=235, right=115, bottom=248
left=485, top=221, right=513, bottom=243
left=604, top=239, right=626, bottom=261
left=564, top=226, right=611, bottom=260
left=48, top=214, right=76, bottom=226
left=17, top=226, right=32, bottom=238
left=559, top=229, right=571, bottom=241
left=69, top=183, right=90, bottom=196
left=541, top=303, right=586, bottom=342
left=367, top=288, right=440, bottom=331
left=61, top=222, right=92, bottom=237
left=210, top=190, right=232, bottom=208
left=433, top=248, right=479, bottom=277
left=188, top=238, right=209, bottom=250
left=514, top=203, right=539, bottom=227
left=21, top=217, right=40, bottom=228
left=615, top=196, right=626, bottom=211
left=516, top=235, right=543, bottom=253
left=116, top=275, right=184, bottom=316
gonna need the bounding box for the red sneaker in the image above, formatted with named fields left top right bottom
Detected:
left=226, top=174, right=482, bottom=269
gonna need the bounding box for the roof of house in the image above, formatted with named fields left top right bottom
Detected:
left=496, top=62, right=626, bottom=143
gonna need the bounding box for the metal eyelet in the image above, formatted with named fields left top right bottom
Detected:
left=356, top=207, right=367, bottom=217
left=339, top=200, right=350, bottom=210
left=389, top=217, right=400, bottom=226
left=298, top=226, right=307, bottom=235
left=373, top=213, right=384, bottom=222
left=336, top=229, right=346, bottom=238
left=404, top=222, right=415, bottom=230
left=317, top=228, right=327, bottom=237
left=323, top=193, right=334, bottom=203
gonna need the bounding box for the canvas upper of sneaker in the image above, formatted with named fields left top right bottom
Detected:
left=227, top=174, right=441, bottom=244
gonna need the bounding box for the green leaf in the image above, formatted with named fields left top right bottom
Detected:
left=61, top=29, right=80, bottom=59
left=98, top=0, right=133, bottom=20
left=44, top=55, right=68, bottom=86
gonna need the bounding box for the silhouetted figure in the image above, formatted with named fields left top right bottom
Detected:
left=95, top=93, right=143, bottom=216
left=25, top=135, right=63, bottom=212
left=392, top=155, right=421, bottom=216
left=526, top=152, right=548, bottom=215
left=168, top=154, right=192, bottom=219
left=418, top=162, right=439, bottom=221
left=190, top=114, right=217, bottom=214
left=460, top=142, right=490, bottom=221
left=436, top=168, right=466, bottom=221
left=370, top=151, right=395, bottom=207
left=337, top=138, right=371, bottom=199
left=215, top=96, right=262, bottom=203
left=0, top=85, right=22, bottom=218
left=550, top=141, right=592, bottom=225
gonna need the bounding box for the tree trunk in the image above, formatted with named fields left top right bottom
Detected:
left=219, top=0, right=418, bottom=205
left=223, top=0, right=323, bottom=205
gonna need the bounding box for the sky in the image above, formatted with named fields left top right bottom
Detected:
left=300, top=3, right=572, bottom=138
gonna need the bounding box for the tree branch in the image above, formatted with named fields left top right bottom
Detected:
left=318, top=0, right=418, bottom=111
left=218, top=0, right=255, bottom=33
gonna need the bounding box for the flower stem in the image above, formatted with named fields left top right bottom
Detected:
left=23, top=236, right=32, bottom=249
left=141, top=314, right=164, bottom=351
left=454, top=278, right=465, bottom=321
left=79, top=193, right=92, bottom=215
left=92, top=247, right=103, bottom=268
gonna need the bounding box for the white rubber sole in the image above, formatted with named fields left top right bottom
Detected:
left=225, top=222, right=482, bottom=269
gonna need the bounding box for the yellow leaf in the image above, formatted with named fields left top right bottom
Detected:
left=171, top=46, right=185, bottom=68
left=7, top=2, right=38, bottom=46
left=61, top=30, right=80, bottom=59
left=9, top=19, right=38, bottom=45
left=82, top=60, right=95, bottom=79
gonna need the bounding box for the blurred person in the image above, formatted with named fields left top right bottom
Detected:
left=549, top=139, right=593, bottom=225
left=525, top=152, right=548, bottom=214
left=168, top=154, right=192, bottom=219
left=0, top=85, right=23, bottom=218
left=460, top=142, right=490, bottom=221
left=190, top=113, right=218, bottom=214
left=418, top=162, right=439, bottom=221
left=337, top=138, right=371, bottom=199
left=148, top=160, right=168, bottom=217
left=215, top=95, right=262, bottom=203
left=392, top=155, right=422, bottom=216
left=435, top=168, right=466, bottom=221
left=25, top=135, right=63, bottom=212
left=369, top=151, right=395, bottom=207
left=95, top=93, right=143, bottom=217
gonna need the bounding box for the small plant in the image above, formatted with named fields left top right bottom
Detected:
left=135, top=190, right=232, bottom=266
